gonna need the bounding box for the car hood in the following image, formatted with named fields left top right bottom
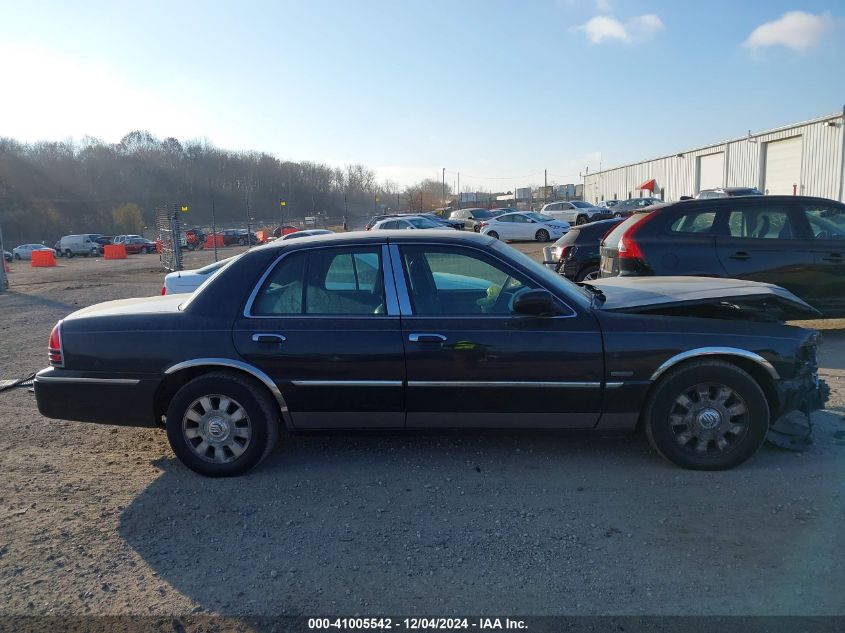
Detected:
left=65, top=294, right=186, bottom=320
left=589, top=276, right=819, bottom=320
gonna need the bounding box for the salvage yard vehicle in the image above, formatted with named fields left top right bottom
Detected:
left=59, top=234, right=102, bottom=257
left=539, top=200, right=608, bottom=225
left=448, top=208, right=497, bottom=232
left=480, top=211, right=569, bottom=242
left=162, top=256, right=238, bottom=294
left=599, top=195, right=845, bottom=317
left=370, top=216, right=452, bottom=231
left=12, top=243, right=55, bottom=260
left=123, top=236, right=157, bottom=254
left=607, top=197, right=663, bottom=218
left=35, top=231, right=827, bottom=477
left=550, top=218, right=623, bottom=281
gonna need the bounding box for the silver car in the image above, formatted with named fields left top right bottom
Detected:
left=538, top=201, right=607, bottom=225
left=12, top=244, right=55, bottom=260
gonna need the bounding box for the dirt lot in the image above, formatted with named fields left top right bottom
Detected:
left=1, top=242, right=844, bottom=617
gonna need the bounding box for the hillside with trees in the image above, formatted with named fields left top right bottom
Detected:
left=0, top=131, right=452, bottom=245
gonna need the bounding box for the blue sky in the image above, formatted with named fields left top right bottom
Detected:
left=0, top=0, right=842, bottom=191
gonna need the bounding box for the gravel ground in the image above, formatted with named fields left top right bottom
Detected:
left=1, top=242, right=844, bottom=617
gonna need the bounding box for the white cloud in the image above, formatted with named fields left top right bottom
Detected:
left=743, top=11, right=833, bottom=52
left=574, top=13, right=664, bottom=44
left=596, top=0, right=612, bottom=13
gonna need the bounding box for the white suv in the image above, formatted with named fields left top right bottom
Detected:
left=538, top=201, right=606, bottom=225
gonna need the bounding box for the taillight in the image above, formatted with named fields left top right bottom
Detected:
left=617, top=213, right=656, bottom=261
left=48, top=321, right=63, bottom=367
left=161, top=285, right=167, bottom=295
left=479, top=222, right=488, bottom=228
left=559, top=245, right=573, bottom=260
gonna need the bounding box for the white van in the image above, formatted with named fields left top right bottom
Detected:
left=59, top=234, right=101, bottom=258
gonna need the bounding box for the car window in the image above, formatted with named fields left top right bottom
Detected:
left=669, top=210, right=717, bottom=234
left=401, top=245, right=539, bottom=316
left=252, top=248, right=385, bottom=316
left=511, top=214, right=530, bottom=223
left=497, top=215, right=513, bottom=223
left=727, top=206, right=795, bottom=239
left=252, top=252, right=307, bottom=315
left=802, top=203, right=845, bottom=241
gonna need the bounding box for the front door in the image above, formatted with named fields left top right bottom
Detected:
left=799, top=200, right=845, bottom=316
left=714, top=199, right=814, bottom=300
left=391, top=243, right=604, bottom=428
left=233, top=244, right=406, bottom=428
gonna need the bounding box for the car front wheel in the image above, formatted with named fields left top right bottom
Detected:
left=643, top=360, right=769, bottom=470
left=166, top=372, right=280, bottom=477
left=575, top=215, right=588, bottom=225
left=613, top=212, right=622, bottom=218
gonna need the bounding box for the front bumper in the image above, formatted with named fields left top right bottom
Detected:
left=34, top=367, right=160, bottom=427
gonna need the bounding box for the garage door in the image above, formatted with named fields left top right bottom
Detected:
left=697, top=152, right=724, bottom=192
left=763, top=136, right=802, bottom=195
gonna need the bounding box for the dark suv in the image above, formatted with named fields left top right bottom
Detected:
left=550, top=218, right=622, bottom=282
left=599, top=195, right=845, bottom=316
left=609, top=197, right=663, bottom=218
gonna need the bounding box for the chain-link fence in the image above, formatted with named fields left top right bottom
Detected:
left=155, top=205, right=183, bottom=271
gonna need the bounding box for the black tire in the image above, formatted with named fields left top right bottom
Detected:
left=237, top=237, right=246, bottom=246
left=65, top=249, right=74, bottom=258
left=643, top=360, right=769, bottom=470
left=145, top=246, right=154, bottom=254
left=90, top=247, right=99, bottom=257
left=613, top=212, right=622, bottom=218
left=535, top=229, right=550, bottom=242
left=165, top=372, right=280, bottom=477
left=487, top=231, right=499, bottom=240
left=13, top=253, right=20, bottom=261
left=473, top=225, right=480, bottom=233
left=575, top=265, right=600, bottom=282
left=575, top=215, right=588, bottom=225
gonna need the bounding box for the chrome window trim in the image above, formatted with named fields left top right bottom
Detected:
left=649, top=347, right=780, bottom=382
left=35, top=372, right=139, bottom=386
left=164, top=358, right=291, bottom=424
left=291, top=380, right=403, bottom=387
left=407, top=381, right=602, bottom=388
left=242, top=243, right=398, bottom=319
left=388, top=240, right=577, bottom=319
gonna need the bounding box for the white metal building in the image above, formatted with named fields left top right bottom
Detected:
left=583, top=110, right=845, bottom=204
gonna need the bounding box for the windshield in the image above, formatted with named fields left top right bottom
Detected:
left=408, top=217, right=440, bottom=228
left=571, top=201, right=595, bottom=208
left=471, top=210, right=494, bottom=219
left=524, top=212, right=555, bottom=222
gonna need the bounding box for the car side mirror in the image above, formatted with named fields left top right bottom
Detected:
left=512, top=289, right=562, bottom=316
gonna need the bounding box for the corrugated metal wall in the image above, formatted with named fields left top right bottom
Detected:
left=584, top=113, right=845, bottom=203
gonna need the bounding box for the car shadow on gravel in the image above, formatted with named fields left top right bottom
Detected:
left=115, top=427, right=839, bottom=616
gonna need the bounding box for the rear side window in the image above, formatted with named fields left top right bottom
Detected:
left=669, top=211, right=717, bottom=234
left=802, top=203, right=845, bottom=240
left=250, top=248, right=385, bottom=316
left=726, top=205, right=795, bottom=239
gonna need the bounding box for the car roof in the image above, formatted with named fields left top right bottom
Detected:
left=252, top=229, right=496, bottom=252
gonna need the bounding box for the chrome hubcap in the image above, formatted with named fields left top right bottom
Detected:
left=182, top=395, right=251, bottom=463
left=669, top=383, right=748, bottom=455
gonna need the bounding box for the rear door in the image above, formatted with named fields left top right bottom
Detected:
left=233, top=244, right=406, bottom=429
left=714, top=198, right=814, bottom=299
left=392, top=242, right=603, bottom=428
left=798, top=200, right=845, bottom=315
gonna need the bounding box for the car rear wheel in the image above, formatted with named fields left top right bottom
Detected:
left=64, top=249, right=74, bottom=258
left=90, top=247, right=99, bottom=257
left=575, top=266, right=600, bottom=282
left=237, top=237, right=246, bottom=246
left=535, top=229, right=550, bottom=242
left=473, top=225, right=480, bottom=233
left=613, top=212, right=622, bottom=218
left=166, top=372, right=280, bottom=477
left=487, top=231, right=499, bottom=239
left=643, top=360, right=769, bottom=470
left=575, top=215, right=587, bottom=225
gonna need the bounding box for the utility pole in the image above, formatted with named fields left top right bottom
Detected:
left=544, top=169, right=548, bottom=205
left=0, top=222, right=7, bottom=292
left=245, top=194, right=252, bottom=250
left=457, top=172, right=460, bottom=209
left=441, top=167, right=446, bottom=208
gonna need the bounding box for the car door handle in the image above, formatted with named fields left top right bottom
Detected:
left=729, top=251, right=750, bottom=261
left=251, top=333, right=287, bottom=343
left=408, top=333, right=447, bottom=343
